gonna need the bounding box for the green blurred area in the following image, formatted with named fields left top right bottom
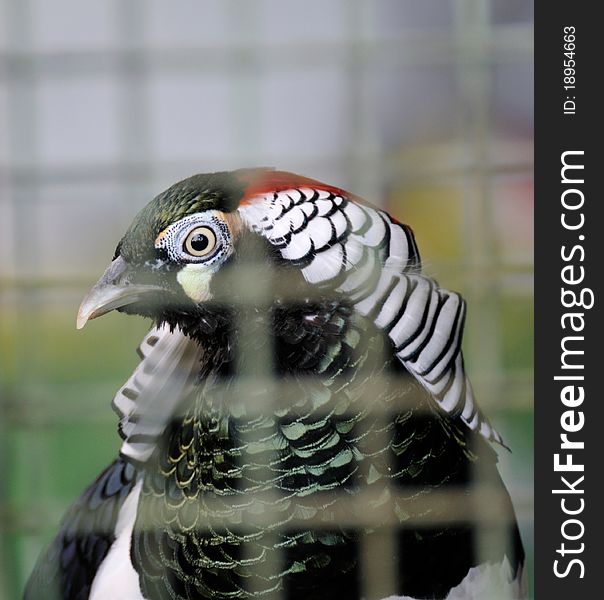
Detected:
left=1, top=303, right=150, bottom=595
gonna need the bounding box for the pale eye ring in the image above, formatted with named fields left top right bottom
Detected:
left=183, top=226, right=217, bottom=258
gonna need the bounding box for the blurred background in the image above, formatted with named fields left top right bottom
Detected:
left=0, top=0, right=533, bottom=598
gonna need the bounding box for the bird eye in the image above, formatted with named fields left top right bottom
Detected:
left=183, top=226, right=217, bottom=258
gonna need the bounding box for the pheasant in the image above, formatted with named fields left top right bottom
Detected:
left=24, top=169, right=525, bottom=599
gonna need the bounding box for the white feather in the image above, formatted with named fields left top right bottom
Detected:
left=343, top=201, right=370, bottom=232
left=89, top=481, right=145, bottom=600
left=308, top=216, right=334, bottom=250
left=357, top=209, right=387, bottom=247
left=281, top=231, right=314, bottom=261
left=114, top=324, right=203, bottom=462
left=382, top=215, right=410, bottom=273
left=330, top=209, right=349, bottom=239
left=301, top=244, right=345, bottom=284
left=408, top=293, right=461, bottom=375
left=388, top=277, right=432, bottom=347
left=315, top=198, right=336, bottom=217
left=373, top=278, right=406, bottom=329
left=267, top=212, right=294, bottom=242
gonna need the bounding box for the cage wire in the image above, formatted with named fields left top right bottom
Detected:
left=0, top=0, right=533, bottom=598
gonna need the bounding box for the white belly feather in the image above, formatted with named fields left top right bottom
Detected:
left=89, top=480, right=145, bottom=600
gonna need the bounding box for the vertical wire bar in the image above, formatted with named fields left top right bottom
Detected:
left=347, top=1, right=398, bottom=597
left=345, top=0, right=382, bottom=201
left=224, top=5, right=281, bottom=590
left=238, top=267, right=282, bottom=599
left=116, top=0, right=152, bottom=199
left=226, top=0, right=260, bottom=168
left=454, top=0, right=502, bottom=393
left=454, top=2, right=510, bottom=597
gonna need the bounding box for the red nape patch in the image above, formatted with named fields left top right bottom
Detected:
left=237, top=168, right=352, bottom=205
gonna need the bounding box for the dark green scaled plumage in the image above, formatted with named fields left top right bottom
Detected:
left=128, top=300, right=522, bottom=600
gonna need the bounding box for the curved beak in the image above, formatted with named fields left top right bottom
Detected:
left=77, top=256, right=164, bottom=329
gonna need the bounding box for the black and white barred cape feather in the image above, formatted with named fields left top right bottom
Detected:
left=238, top=184, right=502, bottom=445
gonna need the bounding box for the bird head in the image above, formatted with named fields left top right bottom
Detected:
left=76, top=168, right=352, bottom=335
